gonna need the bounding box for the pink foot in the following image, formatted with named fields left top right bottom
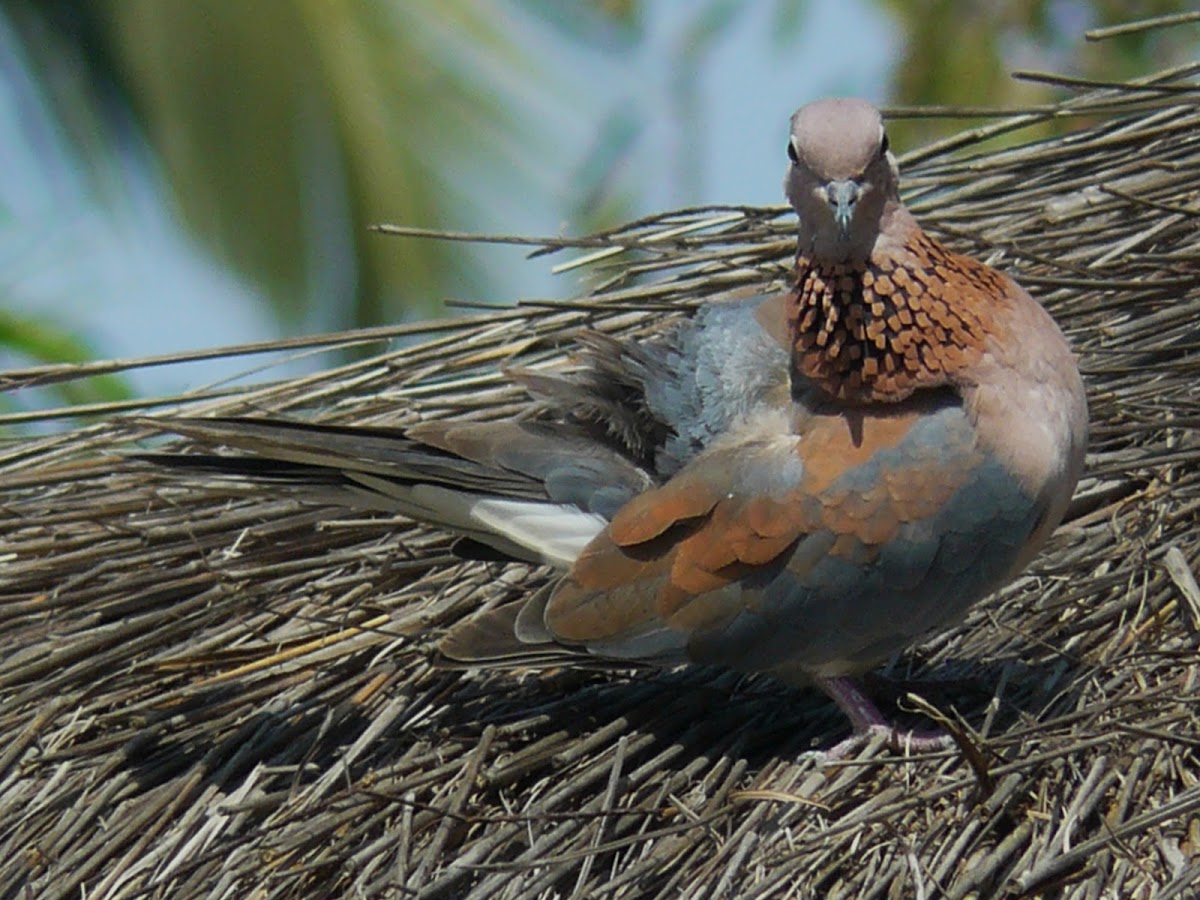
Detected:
left=815, top=675, right=954, bottom=759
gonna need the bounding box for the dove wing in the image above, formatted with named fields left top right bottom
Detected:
left=488, top=396, right=1047, bottom=678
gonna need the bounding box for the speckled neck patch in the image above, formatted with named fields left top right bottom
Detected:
left=788, top=231, right=1006, bottom=404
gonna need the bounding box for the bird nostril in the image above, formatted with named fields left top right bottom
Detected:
left=826, top=180, right=860, bottom=207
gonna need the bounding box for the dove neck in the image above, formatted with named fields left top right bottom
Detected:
left=786, top=227, right=1000, bottom=406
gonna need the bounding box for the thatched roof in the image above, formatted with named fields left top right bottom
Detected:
left=4, top=29, right=1200, bottom=900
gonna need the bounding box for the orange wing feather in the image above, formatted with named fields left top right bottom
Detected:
left=544, top=404, right=982, bottom=652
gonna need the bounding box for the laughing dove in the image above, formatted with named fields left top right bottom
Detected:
left=157, top=98, right=1088, bottom=753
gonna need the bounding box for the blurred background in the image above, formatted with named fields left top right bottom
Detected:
left=1, top=0, right=1194, bottom=410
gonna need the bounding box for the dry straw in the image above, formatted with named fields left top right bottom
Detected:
left=3, top=19, right=1200, bottom=899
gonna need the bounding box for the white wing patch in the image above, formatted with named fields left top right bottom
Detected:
left=346, top=473, right=604, bottom=567
left=467, top=497, right=607, bottom=567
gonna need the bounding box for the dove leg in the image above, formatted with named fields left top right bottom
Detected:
left=815, top=675, right=953, bottom=758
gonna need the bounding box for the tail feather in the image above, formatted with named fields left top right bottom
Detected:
left=140, top=417, right=539, bottom=496
left=140, top=416, right=617, bottom=566
left=436, top=589, right=629, bottom=671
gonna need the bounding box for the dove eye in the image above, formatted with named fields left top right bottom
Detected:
left=787, top=140, right=799, bottom=164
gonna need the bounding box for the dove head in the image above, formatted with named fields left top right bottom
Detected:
left=784, top=98, right=899, bottom=262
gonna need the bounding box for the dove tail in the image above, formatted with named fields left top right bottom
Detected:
left=138, top=417, right=609, bottom=567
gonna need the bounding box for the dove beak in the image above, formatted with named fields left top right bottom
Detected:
left=826, top=180, right=860, bottom=240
